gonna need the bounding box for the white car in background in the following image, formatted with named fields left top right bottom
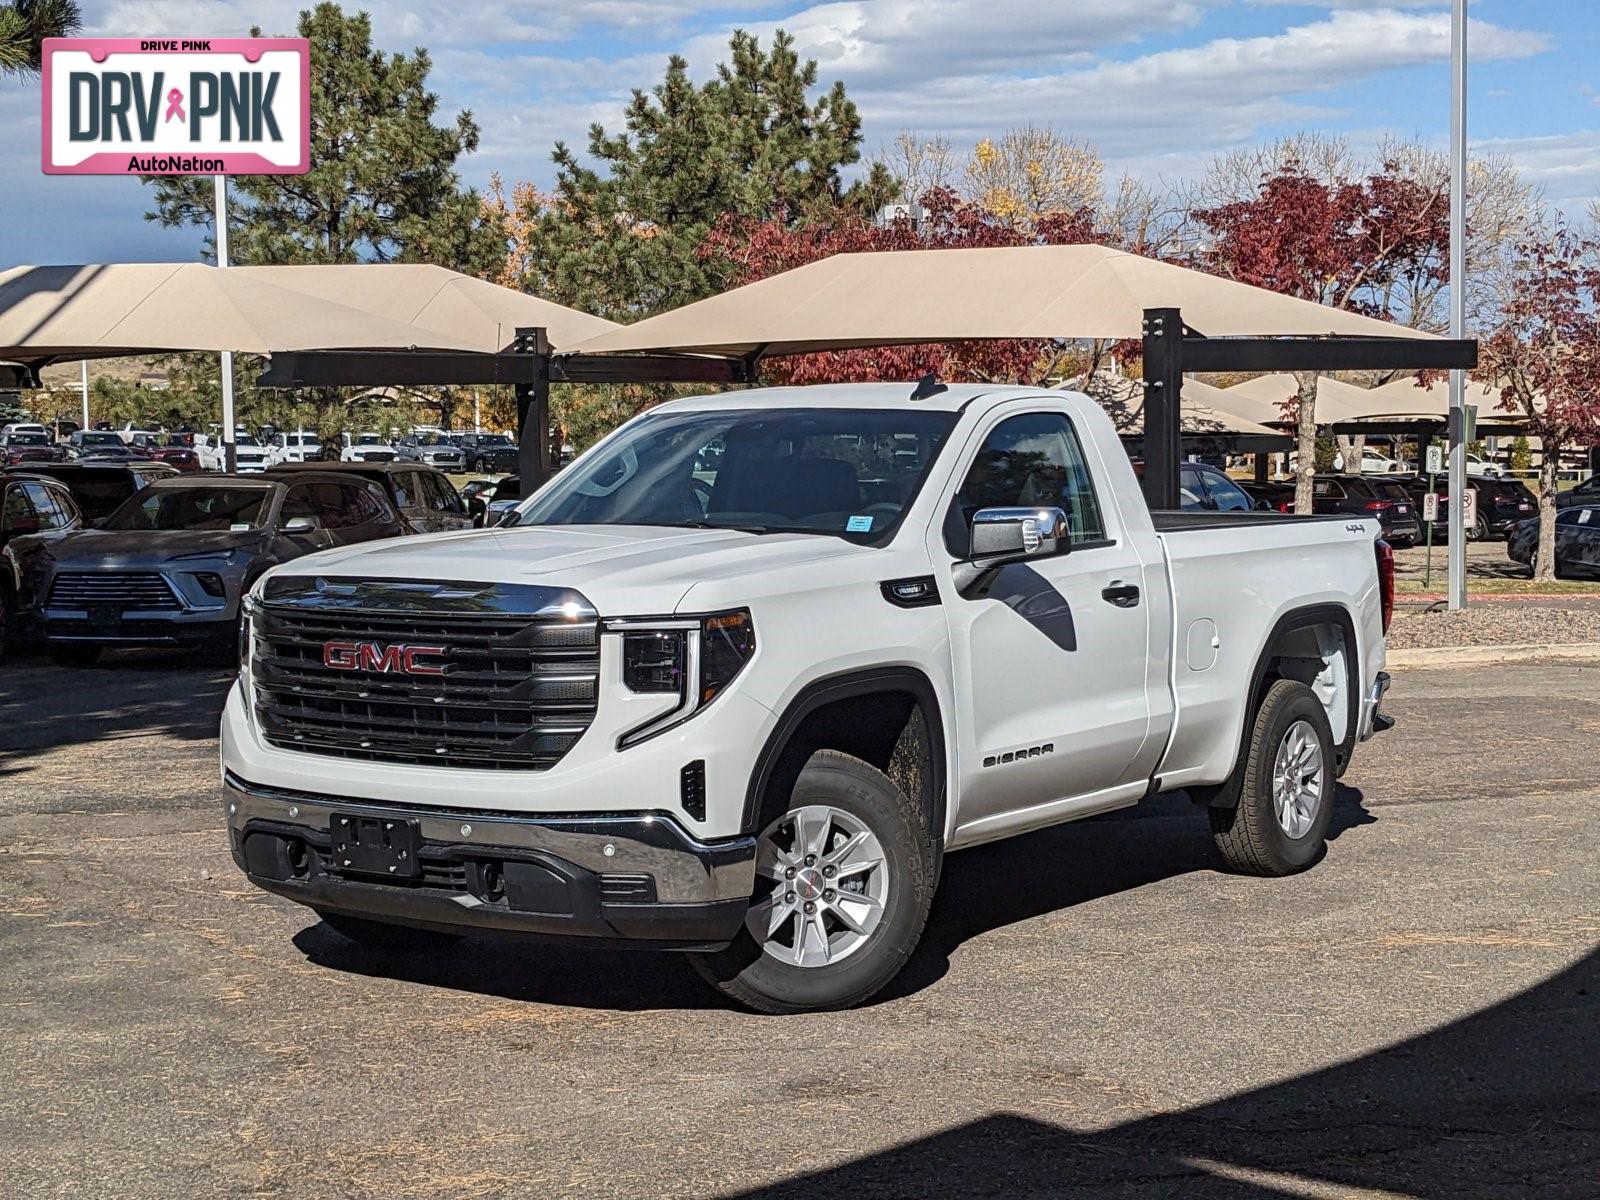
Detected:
left=196, top=431, right=272, bottom=472
left=270, top=431, right=323, bottom=464
left=1465, top=453, right=1505, bottom=478
left=340, top=432, right=398, bottom=463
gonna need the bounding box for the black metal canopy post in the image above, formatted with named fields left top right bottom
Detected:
left=1141, top=308, right=1184, bottom=510
left=512, top=327, right=552, bottom=491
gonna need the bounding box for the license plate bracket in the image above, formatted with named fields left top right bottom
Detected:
left=330, top=813, right=422, bottom=878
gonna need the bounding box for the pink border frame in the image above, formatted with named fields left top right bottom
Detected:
left=40, top=37, right=311, bottom=175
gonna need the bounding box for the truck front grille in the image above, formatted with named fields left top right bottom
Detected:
left=251, top=578, right=600, bottom=771
left=49, top=571, right=182, bottom=611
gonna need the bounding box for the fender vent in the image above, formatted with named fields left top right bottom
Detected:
left=680, top=759, right=707, bottom=822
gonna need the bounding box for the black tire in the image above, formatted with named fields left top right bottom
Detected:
left=315, top=910, right=462, bottom=952
left=48, top=643, right=102, bottom=667
left=1207, top=679, right=1335, bottom=877
left=1467, top=514, right=1490, bottom=541
left=689, top=750, right=936, bottom=1014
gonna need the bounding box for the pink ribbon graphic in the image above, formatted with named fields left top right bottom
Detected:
left=164, top=88, right=185, bottom=123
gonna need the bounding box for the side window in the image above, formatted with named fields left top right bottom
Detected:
left=950, top=412, right=1105, bottom=552
left=25, top=483, right=72, bottom=530
left=2, top=484, right=39, bottom=533
left=280, top=483, right=319, bottom=521
left=1315, top=479, right=1345, bottom=500
left=422, top=472, right=458, bottom=512
left=1179, top=465, right=1209, bottom=510
left=391, top=471, right=417, bottom=509
left=327, top=483, right=387, bottom=528
left=1205, top=471, right=1253, bottom=512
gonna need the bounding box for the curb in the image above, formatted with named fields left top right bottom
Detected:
left=1387, top=642, right=1600, bottom=669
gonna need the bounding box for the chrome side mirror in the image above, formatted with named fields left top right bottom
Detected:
left=282, top=515, right=320, bottom=534
left=970, top=506, right=1070, bottom=558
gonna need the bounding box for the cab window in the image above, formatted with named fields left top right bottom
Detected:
left=949, top=412, right=1105, bottom=553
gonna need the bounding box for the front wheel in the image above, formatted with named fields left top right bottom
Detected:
left=1208, top=679, right=1335, bottom=876
left=689, top=750, right=936, bottom=1014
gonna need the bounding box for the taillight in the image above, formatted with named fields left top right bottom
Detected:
left=1364, top=501, right=1392, bottom=512
left=1376, top=539, right=1395, bottom=635
left=1277, top=503, right=1293, bottom=513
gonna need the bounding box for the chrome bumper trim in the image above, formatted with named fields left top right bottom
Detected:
left=1358, top=669, right=1392, bottom=741
left=222, top=773, right=756, bottom=904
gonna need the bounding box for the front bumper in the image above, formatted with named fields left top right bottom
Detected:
left=223, top=773, right=757, bottom=948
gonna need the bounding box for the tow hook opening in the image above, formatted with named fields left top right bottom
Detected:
left=286, top=839, right=310, bottom=878
left=472, top=860, right=506, bottom=904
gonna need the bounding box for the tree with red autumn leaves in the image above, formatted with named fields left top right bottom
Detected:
left=697, top=187, right=1104, bottom=386
left=1476, top=229, right=1600, bottom=581
left=1194, top=163, right=1449, bottom=513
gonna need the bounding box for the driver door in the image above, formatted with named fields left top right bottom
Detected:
left=932, top=408, right=1156, bottom=833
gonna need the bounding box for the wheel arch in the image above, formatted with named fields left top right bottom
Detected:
left=742, top=667, right=948, bottom=846
left=1193, top=602, right=1362, bottom=807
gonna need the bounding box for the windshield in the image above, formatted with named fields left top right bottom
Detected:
left=417, top=433, right=451, bottom=446
left=105, top=485, right=272, bottom=531
left=283, top=434, right=318, bottom=446
left=476, top=434, right=512, bottom=447
left=10, top=432, right=49, bottom=446
left=81, top=432, right=122, bottom=446
left=354, top=434, right=385, bottom=445
left=515, top=407, right=959, bottom=539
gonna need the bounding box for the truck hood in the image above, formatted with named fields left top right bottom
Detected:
left=272, top=524, right=869, bottom=615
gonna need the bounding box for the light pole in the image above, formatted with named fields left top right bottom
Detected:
left=215, top=173, right=237, bottom=473
left=1447, top=0, right=1468, bottom=608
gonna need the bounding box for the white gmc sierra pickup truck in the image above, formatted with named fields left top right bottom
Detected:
left=223, top=383, right=1394, bottom=1012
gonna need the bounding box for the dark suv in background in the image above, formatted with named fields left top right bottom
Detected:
left=264, top=461, right=473, bottom=535
left=450, top=432, right=518, bottom=473
left=1310, top=475, right=1421, bottom=546
left=1395, top=474, right=1536, bottom=541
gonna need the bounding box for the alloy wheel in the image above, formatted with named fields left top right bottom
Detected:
left=747, top=804, right=890, bottom=968
left=1272, top=719, right=1324, bottom=839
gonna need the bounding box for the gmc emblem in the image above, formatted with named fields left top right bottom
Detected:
left=323, top=641, right=447, bottom=676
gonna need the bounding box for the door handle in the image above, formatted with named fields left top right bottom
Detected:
left=1101, top=581, right=1141, bottom=608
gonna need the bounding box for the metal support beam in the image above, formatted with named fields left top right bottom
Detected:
left=1141, top=308, right=1183, bottom=510
left=549, top=353, right=750, bottom=386
left=512, top=327, right=551, bottom=491
left=257, top=350, right=544, bottom=389
left=1178, top=336, right=1478, bottom=374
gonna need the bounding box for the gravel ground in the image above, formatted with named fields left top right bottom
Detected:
left=1387, top=600, right=1600, bottom=649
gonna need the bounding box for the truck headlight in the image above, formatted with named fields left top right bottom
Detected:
left=610, top=610, right=755, bottom=747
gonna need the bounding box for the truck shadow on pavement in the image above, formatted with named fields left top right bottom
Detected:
left=720, top=943, right=1598, bottom=1199
left=292, top=788, right=1376, bottom=1014
left=0, top=653, right=233, bottom=775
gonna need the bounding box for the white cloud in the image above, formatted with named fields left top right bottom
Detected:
left=1476, top=129, right=1600, bottom=222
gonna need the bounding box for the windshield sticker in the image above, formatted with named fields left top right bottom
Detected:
left=846, top=515, right=874, bottom=532
left=230, top=523, right=252, bottom=532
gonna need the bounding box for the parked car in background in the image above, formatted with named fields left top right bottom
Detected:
left=264, top=461, right=472, bottom=535
left=396, top=431, right=466, bottom=472
left=119, top=425, right=164, bottom=446
left=339, top=432, right=398, bottom=463
left=2, top=429, right=68, bottom=467
left=1, top=422, right=49, bottom=441
left=1238, top=479, right=1296, bottom=512
left=1393, top=475, right=1536, bottom=541
left=1347, top=448, right=1411, bottom=475
left=270, top=431, right=323, bottom=464
left=450, top=432, right=518, bottom=473
left=1312, top=475, right=1421, bottom=546
left=467, top=474, right=522, bottom=525
left=196, top=431, right=272, bottom=472
left=457, top=478, right=496, bottom=513
left=1555, top=474, right=1600, bottom=511
left=144, top=438, right=203, bottom=473
left=49, top=418, right=82, bottom=443
left=1508, top=506, right=1600, bottom=579
left=24, top=472, right=408, bottom=665
left=67, top=429, right=132, bottom=459
left=1465, top=453, right=1505, bottom=478
left=8, top=461, right=178, bottom=526
left=0, top=473, right=82, bottom=659
left=1179, top=462, right=1259, bottom=512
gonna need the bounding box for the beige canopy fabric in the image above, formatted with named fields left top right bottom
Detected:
left=0, top=263, right=617, bottom=364
left=1224, top=373, right=1384, bottom=424
left=0, top=263, right=487, bottom=362
left=232, top=263, right=618, bottom=354
left=1083, top=373, right=1288, bottom=440
left=567, top=245, right=1438, bottom=357
left=1368, top=375, right=1512, bottom=419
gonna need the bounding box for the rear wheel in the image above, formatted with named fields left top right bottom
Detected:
left=1467, top=513, right=1490, bottom=541
left=315, top=911, right=462, bottom=952
left=48, top=643, right=102, bottom=668
left=689, top=750, right=936, bottom=1014
left=1208, top=680, right=1335, bottom=876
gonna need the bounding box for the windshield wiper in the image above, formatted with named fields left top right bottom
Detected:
left=675, top=519, right=778, bottom=535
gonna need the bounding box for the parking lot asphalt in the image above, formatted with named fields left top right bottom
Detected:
left=1, top=654, right=1595, bottom=1199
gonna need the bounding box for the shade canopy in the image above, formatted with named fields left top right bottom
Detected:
left=0, top=263, right=617, bottom=365
left=232, top=263, right=617, bottom=354
left=1368, top=375, right=1510, bottom=419
left=567, top=245, right=1438, bottom=358
left=1087, top=374, right=1287, bottom=441
left=1223, top=373, right=1388, bottom=424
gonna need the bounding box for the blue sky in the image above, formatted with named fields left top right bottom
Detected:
left=1, top=0, right=1595, bottom=265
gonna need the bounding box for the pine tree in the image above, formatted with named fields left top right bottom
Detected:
left=524, top=30, right=896, bottom=320
left=0, top=0, right=80, bottom=77
left=143, top=3, right=504, bottom=274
